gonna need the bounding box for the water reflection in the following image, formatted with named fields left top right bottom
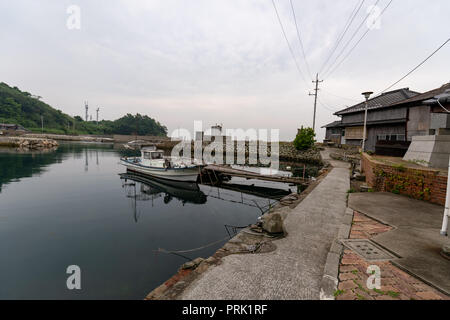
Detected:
left=120, top=172, right=208, bottom=222
left=119, top=170, right=291, bottom=224
left=0, top=143, right=291, bottom=299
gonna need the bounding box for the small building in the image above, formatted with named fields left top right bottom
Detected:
left=322, top=120, right=344, bottom=145
left=0, top=123, right=28, bottom=135
left=196, top=124, right=232, bottom=142
left=322, top=83, right=450, bottom=156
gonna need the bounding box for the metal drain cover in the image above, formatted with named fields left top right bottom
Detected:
left=341, top=239, right=398, bottom=261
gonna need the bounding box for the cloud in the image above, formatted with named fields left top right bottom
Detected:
left=0, top=0, right=449, bottom=141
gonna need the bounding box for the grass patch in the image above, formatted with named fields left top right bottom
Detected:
left=334, top=289, right=345, bottom=297
left=373, top=288, right=384, bottom=295
left=387, top=291, right=400, bottom=298
left=355, top=293, right=366, bottom=300
left=372, top=288, right=400, bottom=299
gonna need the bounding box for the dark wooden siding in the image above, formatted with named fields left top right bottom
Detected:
left=407, top=105, right=431, bottom=140
left=341, top=107, right=408, bottom=125
left=366, top=124, right=406, bottom=152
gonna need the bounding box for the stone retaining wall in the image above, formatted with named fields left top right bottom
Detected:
left=0, top=137, right=59, bottom=150
left=24, top=133, right=113, bottom=143
left=362, top=153, right=447, bottom=206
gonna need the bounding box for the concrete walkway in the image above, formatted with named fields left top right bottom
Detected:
left=179, top=151, right=350, bottom=300
left=349, top=192, right=450, bottom=295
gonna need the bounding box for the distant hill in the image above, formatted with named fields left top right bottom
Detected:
left=0, top=82, right=168, bottom=136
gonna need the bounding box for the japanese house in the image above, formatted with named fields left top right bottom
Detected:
left=322, top=83, right=450, bottom=156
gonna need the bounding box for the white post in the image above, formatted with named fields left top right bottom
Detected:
left=362, top=101, right=368, bottom=152
left=441, top=156, right=450, bottom=236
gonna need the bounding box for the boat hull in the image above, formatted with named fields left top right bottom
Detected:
left=120, top=159, right=201, bottom=182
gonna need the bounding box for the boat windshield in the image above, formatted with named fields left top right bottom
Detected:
left=151, top=152, right=163, bottom=159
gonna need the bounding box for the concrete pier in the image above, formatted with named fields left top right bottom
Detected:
left=176, top=151, right=350, bottom=300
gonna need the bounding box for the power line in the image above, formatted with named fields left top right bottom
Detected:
left=378, top=37, right=450, bottom=94
left=271, top=0, right=309, bottom=86
left=317, top=97, right=341, bottom=112
left=321, top=88, right=360, bottom=102
left=289, top=0, right=313, bottom=80
left=322, top=0, right=381, bottom=78
left=324, top=0, right=394, bottom=80
left=318, top=0, right=365, bottom=75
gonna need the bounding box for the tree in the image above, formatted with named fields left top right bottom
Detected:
left=293, top=127, right=315, bottom=150
left=0, top=82, right=168, bottom=136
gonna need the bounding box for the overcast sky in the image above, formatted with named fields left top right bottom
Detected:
left=1, top=0, right=449, bottom=141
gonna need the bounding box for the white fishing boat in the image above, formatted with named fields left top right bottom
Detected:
left=120, top=146, right=203, bottom=182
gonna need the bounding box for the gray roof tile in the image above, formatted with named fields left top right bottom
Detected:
left=334, top=88, right=420, bottom=115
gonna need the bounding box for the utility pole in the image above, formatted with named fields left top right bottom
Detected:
left=309, top=73, right=323, bottom=133
left=361, top=91, right=373, bottom=153
left=441, top=156, right=450, bottom=236
left=85, top=101, right=89, bottom=122
left=96, top=107, right=100, bottom=125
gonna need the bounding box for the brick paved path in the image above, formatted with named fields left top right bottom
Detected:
left=336, top=212, right=449, bottom=300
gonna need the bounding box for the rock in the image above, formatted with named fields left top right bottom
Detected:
left=261, top=212, right=284, bottom=234
left=442, top=244, right=450, bottom=258
left=172, top=281, right=186, bottom=290
left=205, top=257, right=216, bottom=264
left=180, top=257, right=204, bottom=270
left=195, top=262, right=210, bottom=274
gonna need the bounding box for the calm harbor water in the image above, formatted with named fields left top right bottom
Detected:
left=0, top=143, right=285, bottom=299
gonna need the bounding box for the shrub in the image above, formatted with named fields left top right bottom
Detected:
left=293, top=127, right=315, bottom=151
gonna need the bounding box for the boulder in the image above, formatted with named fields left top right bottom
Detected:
left=261, top=212, right=284, bottom=234
left=180, top=257, right=204, bottom=270
left=443, top=244, right=450, bottom=258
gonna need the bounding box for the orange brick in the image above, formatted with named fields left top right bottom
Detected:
left=416, top=291, right=444, bottom=300
left=339, top=272, right=359, bottom=281
left=339, top=280, right=358, bottom=291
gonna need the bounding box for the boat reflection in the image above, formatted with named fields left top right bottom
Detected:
left=120, top=171, right=207, bottom=206
left=119, top=170, right=293, bottom=223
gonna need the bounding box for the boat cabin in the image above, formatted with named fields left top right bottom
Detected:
left=142, top=150, right=164, bottom=160
left=140, top=148, right=167, bottom=168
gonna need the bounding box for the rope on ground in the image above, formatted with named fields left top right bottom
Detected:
left=241, top=229, right=279, bottom=239
left=154, top=236, right=231, bottom=254
left=279, top=194, right=300, bottom=206
left=232, top=241, right=271, bottom=254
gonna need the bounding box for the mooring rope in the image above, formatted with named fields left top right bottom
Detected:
left=154, top=236, right=231, bottom=254
left=155, top=236, right=273, bottom=255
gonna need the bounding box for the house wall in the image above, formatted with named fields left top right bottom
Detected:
left=325, top=128, right=332, bottom=140
left=345, top=126, right=365, bottom=139
left=407, top=105, right=431, bottom=140
left=345, top=139, right=362, bottom=147
left=325, top=128, right=343, bottom=144
left=341, top=112, right=365, bottom=124
left=341, top=107, right=408, bottom=125
left=340, top=107, right=409, bottom=152
left=366, top=124, right=406, bottom=152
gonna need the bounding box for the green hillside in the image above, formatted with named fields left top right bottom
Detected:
left=0, top=82, right=168, bottom=136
